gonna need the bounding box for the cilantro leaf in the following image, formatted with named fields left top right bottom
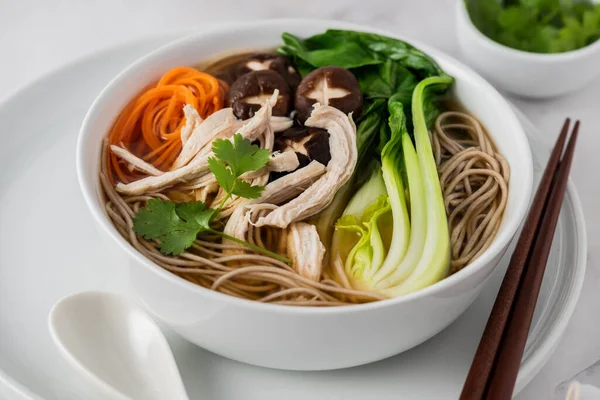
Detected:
left=212, top=133, right=270, bottom=176
left=133, top=199, right=182, bottom=239
left=209, top=133, right=270, bottom=204
left=175, top=202, right=215, bottom=229
left=519, top=0, right=555, bottom=11
left=231, top=179, right=265, bottom=199
left=208, top=157, right=235, bottom=193
left=210, top=138, right=236, bottom=174
left=158, top=225, right=202, bottom=256
left=499, top=6, right=534, bottom=33
left=133, top=199, right=212, bottom=255
left=465, top=0, right=600, bottom=53
left=132, top=197, right=290, bottom=262
left=465, top=0, right=503, bottom=37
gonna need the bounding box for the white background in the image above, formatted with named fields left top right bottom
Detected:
left=1, top=0, right=599, bottom=398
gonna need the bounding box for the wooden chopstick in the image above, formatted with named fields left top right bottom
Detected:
left=485, top=121, right=580, bottom=398
left=460, top=118, right=580, bottom=400
left=460, top=118, right=571, bottom=398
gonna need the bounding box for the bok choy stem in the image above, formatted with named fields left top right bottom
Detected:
left=382, top=76, right=452, bottom=297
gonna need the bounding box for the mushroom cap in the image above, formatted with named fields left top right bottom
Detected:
left=294, top=66, right=363, bottom=124
left=234, top=53, right=301, bottom=89
left=271, top=126, right=331, bottom=183
left=275, top=126, right=331, bottom=166
left=226, top=70, right=291, bottom=120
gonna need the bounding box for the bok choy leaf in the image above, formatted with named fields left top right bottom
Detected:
left=377, top=97, right=411, bottom=278
left=334, top=167, right=391, bottom=290
left=373, top=98, right=427, bottom=287
left=381, top=76, right=452, bottom=297
left=330, top=98, right=413, bottom=292
left=279, top=30, right=445, bottom=78
left=331, top=77, right=453, bottom=297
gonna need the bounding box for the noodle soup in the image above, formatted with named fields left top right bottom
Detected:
left=99, top=29, right=509, bottom=306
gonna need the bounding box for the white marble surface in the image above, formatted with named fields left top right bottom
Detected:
left=0, top=0, right=598, bottom=398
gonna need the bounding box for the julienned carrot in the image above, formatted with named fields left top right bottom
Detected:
left=107, top=67, right=228, bottom=183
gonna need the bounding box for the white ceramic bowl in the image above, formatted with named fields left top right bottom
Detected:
left=77, top=19, right=533, bottom=371
left=456, top=0, right=600, bottom=99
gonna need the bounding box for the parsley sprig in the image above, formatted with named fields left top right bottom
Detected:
left=132, top=134, right=290, bottom=263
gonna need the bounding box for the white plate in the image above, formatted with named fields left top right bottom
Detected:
left=0, top=32, right=586, bottom=400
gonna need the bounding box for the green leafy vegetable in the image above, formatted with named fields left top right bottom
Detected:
left=207, top=158, right=235, bottom=192
left=353, top=60, right=416, bottom=100
left=133, top=199, right=215, bottom=256
left=465, top=0, right=600, bottom=53
left=371, top=98, right=425, bottom=287
left=466, top=0, right=503, bottom=38
left=212, top=133, right=271, bottom=177
left=380, top=76, right=452, bottom=297
left=132, top=134, right=288, bottom=263
left=354, top=99, right=388, bottom=184
left=337, top=195, right=391, bottom=288
left=175, top=201, right=216, bottom=228
left=377, top=97, right=411, bottom=274
left=330, top=78, right=452, bottom=297
left=298, top=29, right=449, bottom=270
left=280, top=31, right=381, bottom=70
left=209, top=133, right=270, bottom=202
left=331, top=166, right=391, bottom=288
left=279, top=30, right=445, bottom=78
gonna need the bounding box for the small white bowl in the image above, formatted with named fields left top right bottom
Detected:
left=77, top=19, right=533, bottom=371
left=456, top=0, right=600, bottom=98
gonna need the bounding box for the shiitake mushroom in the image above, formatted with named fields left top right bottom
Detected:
left=294, top=66, right=363, bottom=124
left=275, top=126, right=331, bottom=166
left=278, top=126, right=330, bottom=165
left=270, top=126, right=331, bottom=182
left=226, top=70, right=291, bottom=120
left=233, top=53, right=301, bottom=89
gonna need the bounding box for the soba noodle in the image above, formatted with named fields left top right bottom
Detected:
left=102, top=109, right=509, bottom=306
left=431, top=111, right=510, bottom=273
left=101, top=142, right=386, bottom=305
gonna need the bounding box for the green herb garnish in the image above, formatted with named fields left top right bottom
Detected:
left=465, top=0, right=600, bottom=53
left=133, top=199, right=216, bottom=256
left=133, top=133, right=290, bottom=263
left=209, top=133, right=270, bottom=206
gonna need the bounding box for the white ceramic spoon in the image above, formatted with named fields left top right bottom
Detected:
left=48, top=291, right=189, bottom=400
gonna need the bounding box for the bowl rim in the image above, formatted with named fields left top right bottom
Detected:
left=76, top=18, right=533, bottom=315
left=456, top=0, right=600, bottom=60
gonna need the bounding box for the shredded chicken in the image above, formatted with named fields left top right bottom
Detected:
left=180, top=105, right=203, bottom=145
left=115, top=92, right=279, bottom=196
left=173, top=150, right=300, bottom=192
left=287, top=222, right=325, bottom=281
left=253, top=160, right=327, bottom=205
left=110, top=145, right=164, bottom=176
left=190, top=115, right=292, bottom=161
left=194, top=182, right=218, bottom=203
left=267, top=151, right=299, bottom=172
left=223, top=161, right=327, bottom=240
left=253, top=104, right=357, bottom=228
left=171, top=108, right=236, bottom=170
left=193, top=118, right=244, bottom=161
left=270, top=116, right=294, bottom=133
